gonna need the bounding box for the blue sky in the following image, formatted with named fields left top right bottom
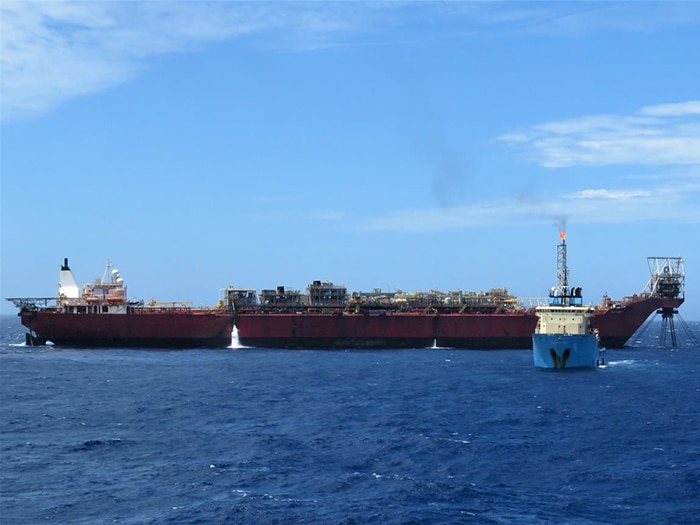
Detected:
left=2, top=1, right=699, bottom=320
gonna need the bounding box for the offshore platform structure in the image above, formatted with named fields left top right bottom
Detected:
left=636, top=257, right=697, bottom=347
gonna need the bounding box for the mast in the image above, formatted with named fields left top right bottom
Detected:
left=556, top=230, right=569, bottom=305
left=548, top=229, right=582, bottom=307
left=101, top=259, right=113, bottom=284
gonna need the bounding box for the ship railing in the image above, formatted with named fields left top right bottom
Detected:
left=5, top=297, right=58, bottom=310
left=519, top=297, right=550, bottom=308
left=132, top=304, right=225, bottom=313
left=616, top=292, right=657, bottom=306
left=527, top=296, right=603, bottom=309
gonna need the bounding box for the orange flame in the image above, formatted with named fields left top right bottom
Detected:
left=559, top=230, right=566, bottom=241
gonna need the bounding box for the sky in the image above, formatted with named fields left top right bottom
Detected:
left=1, top=1, right=699, bottom=321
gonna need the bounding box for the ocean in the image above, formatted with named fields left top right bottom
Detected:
left=1, top=314, right=699, bottom=524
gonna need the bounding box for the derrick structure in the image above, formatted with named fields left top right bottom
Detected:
left=637, top=257, right=697, bottom=348
left=548, top=230, right=582, bottom=307
left=644, top=257, right=684, bottom=300
left=555, top=235, right=569, bottom=301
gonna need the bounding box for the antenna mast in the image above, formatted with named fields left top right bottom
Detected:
left=101, top=259, right=113, bottom=284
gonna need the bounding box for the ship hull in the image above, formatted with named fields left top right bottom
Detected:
left=235, top=295, right=683, bottom=350
left=235, top=311, right=539, bottom=349
left=235, top=312, right=436, bottom=349
left=591, top=296, right=683, bottom=348
left=434, top=313, right=537, bottom=349
left=532, top=333, right=600, bottom=368
left=18, top=296, right=683, bottom=350
left=19, top=309, right=234, bottom=348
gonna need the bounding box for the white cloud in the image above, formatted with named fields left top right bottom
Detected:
left=572, top=189, right=652, bottom=200
left=3, top=2, right=700, bottom=122
left=639, top=101, right=700, bottom=117
left=0, top=2, right=359, bottom=121
left=500, top=102, right=700, bottom=168
left=358, top=99, right=700, bottom=234
left=312, top=210, right=344, bottom=221
left=358, top=166, right=700, bottom=232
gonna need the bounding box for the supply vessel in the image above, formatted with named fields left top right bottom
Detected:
left=532, top=231, right=604, bottom=369
left=8, top=250, right=686, bottom=349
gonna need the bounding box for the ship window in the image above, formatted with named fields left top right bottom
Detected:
left=102, top=306, right=109, bottom=313
left=78, top=306, right=86, bottom=314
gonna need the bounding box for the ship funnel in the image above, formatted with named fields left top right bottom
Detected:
left=59, top=259, right=80, bottom=299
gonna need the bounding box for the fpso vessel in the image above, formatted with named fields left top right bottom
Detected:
left=226, top=252, right=685, bottom=350
left=8, top=251, right=686, bottom=350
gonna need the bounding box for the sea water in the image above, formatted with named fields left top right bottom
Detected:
left=1, top=314, right=699, bottom=524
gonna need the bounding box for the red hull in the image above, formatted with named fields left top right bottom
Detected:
left=235, top=295, right=684, bottom=349
left=591, top=296, right=683, bottom=348
left=18, top=296, right=683, bottom=350
left=20, top=309, right=234, bottom=348
left=235, top=311, right=537, bottom=349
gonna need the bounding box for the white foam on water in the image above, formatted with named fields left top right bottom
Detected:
left=228, top=325, right=248, bottom=349
left=606, top=359, right=642, bottom=368
left=9, top=341, right=53, bottom=347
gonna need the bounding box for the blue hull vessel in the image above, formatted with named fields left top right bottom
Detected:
left=532, top=333, right=602, bottom=369
left=533, top=230, right=604, bottom=369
